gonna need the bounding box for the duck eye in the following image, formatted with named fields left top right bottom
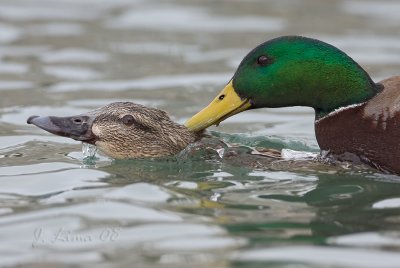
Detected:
left=122, top=115, right=135, bottom=126
left=257, top=55, right=272, bottom=66
left=218, top=94, right=225, bottom=100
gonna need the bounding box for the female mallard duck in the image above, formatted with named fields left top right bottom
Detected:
left=185, top=36, right=400, bottom=174
left=27, top=102, right=200, bottom=159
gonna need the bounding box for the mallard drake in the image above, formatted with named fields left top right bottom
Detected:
left=27, top=102, right=200, bottom=159
left=185, top=36, right=400, bottom=174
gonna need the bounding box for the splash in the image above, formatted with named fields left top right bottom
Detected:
left=177, top=137, right=228, bottom=162
left=281, top=149, right=318, bottom=160
left=82, top=142, right=97, bottom=159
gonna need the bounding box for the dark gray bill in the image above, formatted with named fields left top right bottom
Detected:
left=27, top=114, right=97, bottom=144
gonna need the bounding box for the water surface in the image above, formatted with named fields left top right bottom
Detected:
left=1, top=0, right=400, bottom=267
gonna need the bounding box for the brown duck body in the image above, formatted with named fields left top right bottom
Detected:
left=315, top=76, right=400, bottom=173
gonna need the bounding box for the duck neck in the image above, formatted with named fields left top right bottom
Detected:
left=303, top=52, right=383, bottom=119
left=313, top=76, right=382, bottom=120
left=296, top=58, right=382, bottom=119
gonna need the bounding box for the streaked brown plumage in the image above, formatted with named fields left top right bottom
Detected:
left=28, top=102, right=201, bottom=159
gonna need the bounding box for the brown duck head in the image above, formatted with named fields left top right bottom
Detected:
left=27, top=102, right=200, bottom=159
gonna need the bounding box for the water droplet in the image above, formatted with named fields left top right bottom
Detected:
left=210, top=192, right=221, bottom=202
left=177, top=137, right=228, bottom=161
left=216, top=148, right=225, bottom=159
left=281, top=149, right=317, bottom=160
left=82, top=142, right=97, bottom=159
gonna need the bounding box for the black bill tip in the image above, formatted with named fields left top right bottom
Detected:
left=27, top=115, right=40, bottom=124
left=27, top=115, right=63, bottom=136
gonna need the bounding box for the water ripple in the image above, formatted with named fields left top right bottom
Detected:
left=107, top=6, right=285, bottom=32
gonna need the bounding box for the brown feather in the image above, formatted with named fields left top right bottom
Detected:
left=315, top=76, right=400, bottom=173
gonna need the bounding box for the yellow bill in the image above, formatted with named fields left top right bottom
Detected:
left=185, top=80, right=252, bottom=132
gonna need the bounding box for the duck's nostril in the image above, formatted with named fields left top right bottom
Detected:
left=73, top=118, right=83, bottom=124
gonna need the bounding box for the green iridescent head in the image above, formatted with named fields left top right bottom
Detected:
left=233, top=36, right=380, bottom=114
left=185, top=36, right=381, bottom=132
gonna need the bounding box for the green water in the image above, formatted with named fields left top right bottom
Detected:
left=1, top=0, right=400, bottom=267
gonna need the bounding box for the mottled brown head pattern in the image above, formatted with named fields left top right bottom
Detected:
left=88, top=102, right=201, bottom=159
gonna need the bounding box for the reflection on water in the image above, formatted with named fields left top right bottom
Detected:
left=1, top=0, right=400, bottom=267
